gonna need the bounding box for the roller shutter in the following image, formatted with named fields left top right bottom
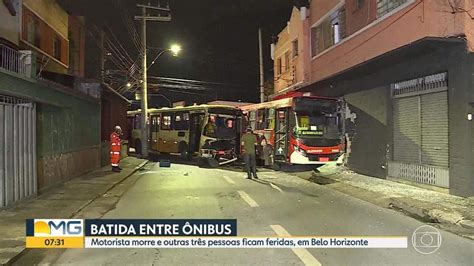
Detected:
left=388, top=72, right=449, bottom=188
left=393, top=97, right=420, bottom=163
left=421, top=91, right=448, bottom=168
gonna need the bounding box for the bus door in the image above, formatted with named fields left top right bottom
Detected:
left=189, top=112, right=205, bottom=153
left=150, top=114, right=160, bottom=151
left=274, top=108, right=289, bottom=162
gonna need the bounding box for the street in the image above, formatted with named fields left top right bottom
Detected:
left=16, top=162, right=474, bottom=265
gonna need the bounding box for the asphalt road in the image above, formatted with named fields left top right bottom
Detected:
left=16, top=163, right=474, bottom=265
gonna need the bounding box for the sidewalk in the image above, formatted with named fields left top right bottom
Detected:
left=299, top=164, right=474, bottom=240
left=0, top=157, right=147, bottom=265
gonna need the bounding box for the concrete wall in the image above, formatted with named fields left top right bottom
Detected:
left=0, top=70, right=101, bottom=189
left=68, top=16, right=85, bottom=78
left=345, top=0, right=377, bottom=35
left=344, top=87, right=389, bottom=178
left=447, top=50, right=474, bottom=197
left=0, top=1, right=21, bottom=46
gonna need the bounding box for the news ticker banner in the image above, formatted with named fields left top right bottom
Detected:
left=26, top=219, right=407, bottom=249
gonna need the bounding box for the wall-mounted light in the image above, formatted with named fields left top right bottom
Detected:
left=468, top=113, right=472, bottom=121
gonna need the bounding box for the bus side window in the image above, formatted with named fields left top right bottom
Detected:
left=267, top=108, right=275, bottom=130
left=161, top=113, right=173, bottom=130
left=249, top=110, right=257, bottom=130
left=257, top=109, right=265, bottom=130
left=174, top=112, right=190, bottom=130
left=151, top=115, right=160, bottom=132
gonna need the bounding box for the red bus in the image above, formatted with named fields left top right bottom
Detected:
left=240, top=95, right=345, bottom=168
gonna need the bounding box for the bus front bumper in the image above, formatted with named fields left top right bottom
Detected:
left=290, top=151, right=345, bottom=165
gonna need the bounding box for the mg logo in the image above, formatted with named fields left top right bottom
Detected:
left=34, top=219, right=84, bottom=236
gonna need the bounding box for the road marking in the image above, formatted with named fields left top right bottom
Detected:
left=270, top=225, right=321, bottom=266
left=269, top=182, right=283, bottom=193
left=261, top=174, right=278, bottom=179
left=237, top=190, right=259, bottom=207
left=222, top=175, right=235, bottom=184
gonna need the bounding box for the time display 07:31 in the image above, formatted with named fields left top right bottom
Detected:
left=44, top=238, right=65, bottom=246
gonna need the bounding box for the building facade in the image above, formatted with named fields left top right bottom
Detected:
left=272, top=0, right=474, bottom=196
left=273, top=5, right=311, bottom=98
left=0, top=0, right=102, bottom=208
left=68, top=15, right=85, bottom=78
left=21, top=0, right=69, bottom=74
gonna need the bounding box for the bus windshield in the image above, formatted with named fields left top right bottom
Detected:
left=203, top=114, right=237, bottom=139
left=292, top=98, right=342, bottom=139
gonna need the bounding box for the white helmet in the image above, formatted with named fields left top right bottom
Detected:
left=114, top=126, right=122, bottom=132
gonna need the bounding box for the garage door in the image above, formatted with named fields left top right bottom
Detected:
left=0, top=95, right=37, bottom=208
left=393, top=97, right=420, bottom=163
left=421, top=91, right=449, bottom=168
left=389, top=73, right=449, bottom=188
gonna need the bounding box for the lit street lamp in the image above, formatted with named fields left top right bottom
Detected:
left=149, top=44, right=182, bottom=69
left=170, top=44, right=181, bottom=56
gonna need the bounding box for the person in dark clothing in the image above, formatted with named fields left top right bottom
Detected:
left=242, top=127, right=258, bottom=179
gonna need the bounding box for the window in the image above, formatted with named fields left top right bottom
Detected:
left=311, top=8, right=346, bottom=57
left=276, top=58, right=282, bottom=76
left=292, top=39, right=298, bottom=58
left=27, top=15, right=40, bottom=47
left=377, top=0, right=407, bottom=18
left=249, top=110, right=257, bottom=130
left=257, top=109, right=266, bottom=130
left=174, top=112, right=190, bottom=130
left=284, top=51, right=290, bottom=71
left=161, top=113, right=172, bottom=130
left=267, top=108, right=275, bottom=129
left=53, top=36, right=61, bottom=60
left=151, top=115, right=160, bottom=132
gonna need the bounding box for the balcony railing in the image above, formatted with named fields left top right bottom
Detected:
left=0, top=44, right=30, bottom=77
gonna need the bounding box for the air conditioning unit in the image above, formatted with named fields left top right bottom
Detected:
left=19, top=50, right=36, bottom=78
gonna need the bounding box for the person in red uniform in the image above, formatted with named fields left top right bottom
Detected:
left=110, top=126, right=122, bottom=172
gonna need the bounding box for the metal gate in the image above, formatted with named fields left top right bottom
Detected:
left=0, top=95, right=36, bottom=208
left=389, top=73, right=449, bottom=188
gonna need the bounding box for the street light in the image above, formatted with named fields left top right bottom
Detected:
left=170, top=44, right=181, bottom=56
left=149, top=44, right=182, bottom=69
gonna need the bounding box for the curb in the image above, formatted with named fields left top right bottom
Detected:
left=69, top=160, right=148, bottom=218
left=459, top=220, right=474, bottom=230
left=387, top=200, right=438, bottom=223
left=3, top=160, right=148, bottom=266
left=310, top=171, right=473, bottom=229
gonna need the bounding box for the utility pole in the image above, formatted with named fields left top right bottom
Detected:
left=258, top=28, right=265, bottom=103
left=100, top=30, right=105, bottom=82
left=135, top=2, right=171, bottom=157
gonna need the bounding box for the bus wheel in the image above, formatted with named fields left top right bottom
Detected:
left=179, top=142, right=190, bottom=160
left=272, top=162, right=281, bottom=171
left=135, top=139, right=142, bottom=155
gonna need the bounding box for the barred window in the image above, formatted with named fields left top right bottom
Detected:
left=376, top=0, right=407, bottom=18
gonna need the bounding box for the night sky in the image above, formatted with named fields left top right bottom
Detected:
left=60, top=0, right=294, bottom=107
